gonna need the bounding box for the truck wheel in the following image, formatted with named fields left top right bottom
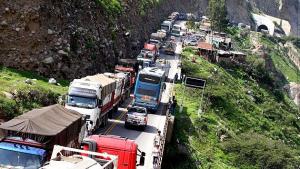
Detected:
left=141, top=125, right=146, bottom=131
left=101, top=114, right=108, bottom=127
left=96, top=119, right=100, bottom=129
left=124, top=122, right=129, bottom=129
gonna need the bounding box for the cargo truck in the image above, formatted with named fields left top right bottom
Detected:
left=164, top=40, right=177, bottom=55
left=65, top=74, right=117, bottom=132
left=0, top=104, right=86, bottom=168
left=115, top=58, right=137, bottom=90
left=161, top=20, right=172, bottom=34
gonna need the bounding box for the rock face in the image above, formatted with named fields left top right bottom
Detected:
left=0, top=0, right=298, bottom=79
left=226, top=0, right=300, bottom=36
left=0, top=0, right=203, bottom=79
left=284, top=83, right=300, bottom=106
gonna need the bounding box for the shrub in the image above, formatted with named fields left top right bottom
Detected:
left=0, top=95, right=19, bottom=119
left=95, top=0, right=122, bottom=16
left=222, top=132, right=300, bottom=169
left=11, top=85, right=60, bottom=113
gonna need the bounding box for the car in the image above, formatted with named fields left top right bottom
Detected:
left=184, top=38, right=198, bottom=46
left=125, top=106, right=148, bottom=130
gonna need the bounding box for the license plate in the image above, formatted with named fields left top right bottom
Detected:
left=142, top=95, right=150, bottom=101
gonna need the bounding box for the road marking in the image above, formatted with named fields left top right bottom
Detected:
left=104, top=110, right=127, bottom=135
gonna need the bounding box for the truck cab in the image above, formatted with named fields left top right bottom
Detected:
left=171, top=24, right=181, bottom=37
left=161, top=20, right=172, bottom=34
left=0, top=138, right=46, bottom=168
left=82, top=135, right=145, bottom=169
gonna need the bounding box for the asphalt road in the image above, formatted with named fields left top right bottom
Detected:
left=97, top=20, right=185, bottom=169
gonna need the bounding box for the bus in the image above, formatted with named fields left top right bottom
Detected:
left=133, top=67, right=166, bottom=111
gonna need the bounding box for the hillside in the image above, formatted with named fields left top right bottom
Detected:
left=163, top=31, right=300, bottom=168
left=0, top=0, right=299, bottom=81
left=0, top=0, right=203, bottom=79
left=0, top=66, right=68, bottom=120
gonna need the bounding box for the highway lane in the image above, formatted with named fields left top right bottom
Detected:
left=97, top=20, right=185, bottom=169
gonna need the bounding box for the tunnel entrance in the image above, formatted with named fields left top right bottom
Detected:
left=257, top=25, right=269, bottom=32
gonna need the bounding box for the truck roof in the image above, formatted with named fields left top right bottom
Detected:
left=81, top=74, right=117, bottom=97
left=0, top=104, right=82, bottom=136
left=0, top=142, right=46, bottom=156
left=139, top=67, right=165, bottom=77
left=144, top=43, right=156, bottom=51
left=162, top=20, right=172, bottom=25
left=87, top=135, right=137, bottom=152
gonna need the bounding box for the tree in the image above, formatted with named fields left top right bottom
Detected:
left=208, top=0, right=228, bottom=32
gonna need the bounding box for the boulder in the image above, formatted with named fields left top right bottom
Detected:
left=48, top=78, right=57, bottom=84
left=42, top=57, right=54, bottom=64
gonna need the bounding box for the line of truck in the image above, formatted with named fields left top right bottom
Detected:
left=0, top=11, right=183, bottom=169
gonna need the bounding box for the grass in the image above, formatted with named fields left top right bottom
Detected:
left=163, top=48, right=300, bottom=169
left=0, top=66, right=68, bottom=119
left=260, top=36, right=300, bottom=83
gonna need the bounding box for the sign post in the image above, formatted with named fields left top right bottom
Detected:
left=182, top=76, right=206, bottom=117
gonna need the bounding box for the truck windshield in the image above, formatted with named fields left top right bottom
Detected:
left=0, top=149, right=43, bottom=169
left=137, top=52, right=154, bottom=60
left=137, top=88, right=157, bottom=97
left=172, top=30, right=180, bottom=34
left=139, top=74, right=160, bottom=84
left=128, top=107, right=146, bottom=114
left=161, top=25, right=169, bottom=31
left=67, top=95, right=97, bottom=109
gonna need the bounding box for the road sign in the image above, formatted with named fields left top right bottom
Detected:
left=184, top=76, right=206, bottom=89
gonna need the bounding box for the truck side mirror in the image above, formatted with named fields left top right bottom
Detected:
left=139, top=152, right=145, bottom=166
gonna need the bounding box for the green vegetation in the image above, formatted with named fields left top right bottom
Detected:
left=0, top=66, right=68, bottom=119
left=208, top=0, right=228, bottom=32
left=163, top=47, right=300, bottom=168
left=138, top=0, right=161, bottom=16
left=95, top=0, right=123, bottom=16
left=226, top=27, right=299, bottom=83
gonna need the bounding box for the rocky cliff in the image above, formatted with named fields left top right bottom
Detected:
left=0, top=0, right=204, bottom=79
left=0, top=0, right=298, bottom=79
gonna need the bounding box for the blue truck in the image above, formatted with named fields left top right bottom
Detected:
left=133, top=67, right=166, bottom=111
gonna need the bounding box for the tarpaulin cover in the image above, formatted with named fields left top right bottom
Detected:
left=0, top=104, right=82, bottom=136
left=82, top=74, right=116, bottom=98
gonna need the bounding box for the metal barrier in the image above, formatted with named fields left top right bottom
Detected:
left=156, top=83, right=174, bottom=169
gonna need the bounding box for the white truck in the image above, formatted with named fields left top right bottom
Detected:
left=65, top=74, right=117, bottom=132
left=161, top=20, right=173, bottom=34
left=40, top=145, right=118, bottom=169
left=171, top=24, right=181, bottom=37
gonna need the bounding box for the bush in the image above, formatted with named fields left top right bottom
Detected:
left=95, top=0, right=122, bottom=16
left=0, top=95, right=19, bottom=119
left=222, top=132, right=300, bottom=169
left=11, top=85, right=60, bottom=113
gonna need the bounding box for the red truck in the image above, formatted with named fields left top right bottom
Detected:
left=115, top=59, right=137, bottom=90
left=82, top=135, right=145, bottom=169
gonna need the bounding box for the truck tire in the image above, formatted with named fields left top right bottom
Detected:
left=124, top=122, right=129, bottom=129
left=96, top=119, right=100, bottom=129
left=101, top=114, right=108, bottom=127
left=141, top=125, right=146, bottom=131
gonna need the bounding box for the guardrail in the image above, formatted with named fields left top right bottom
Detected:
left=156, top=82, right=174, bottom=169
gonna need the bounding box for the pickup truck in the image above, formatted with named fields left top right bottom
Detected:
left=125, top=106, right=148, bottom=130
